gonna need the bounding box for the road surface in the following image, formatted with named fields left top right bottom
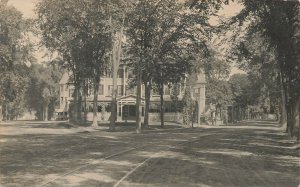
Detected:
left=0, top=121, right=299, bottom=187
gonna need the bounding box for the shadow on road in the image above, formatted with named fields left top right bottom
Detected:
left=0, top=121, right=298, bottom=187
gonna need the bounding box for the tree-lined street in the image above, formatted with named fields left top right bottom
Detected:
left=0, top=121, right=298, bottom=187
left=1, top=0, right=300, bottom=186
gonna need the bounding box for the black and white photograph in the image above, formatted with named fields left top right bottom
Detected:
left=0, top=0, right=299, bottom=186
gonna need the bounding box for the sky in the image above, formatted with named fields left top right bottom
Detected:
left=8, top=0, right=38, bottom=18
left=7, top=0, right=245, bottom=75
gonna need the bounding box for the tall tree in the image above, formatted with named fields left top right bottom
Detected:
left=126, top=0, right=192, bottom=129
left=25, top=63, right=62, bottom=120
left=227, top=0, right=300, bottom=138
left=37, top=0, right=124, bottom=126
left=0, top=0, right=33, bottom=120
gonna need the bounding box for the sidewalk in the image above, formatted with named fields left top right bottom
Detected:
left=0, top=120, right=189, bottom=136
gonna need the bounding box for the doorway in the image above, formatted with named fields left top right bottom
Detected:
left=122, top=105, right=136, bottom=121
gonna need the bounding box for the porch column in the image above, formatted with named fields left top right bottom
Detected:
left=123, top=66, right=126, bottom=95
left=120, top=102, right=123, bottom=121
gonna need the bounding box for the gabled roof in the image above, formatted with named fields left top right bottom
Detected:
left=117, top=94, right=145, bottom=101
left=59, top=72, right=70, bottom=85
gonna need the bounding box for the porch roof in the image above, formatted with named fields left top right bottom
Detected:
left=117, top=94, right=145, bottom=105
left=117, top=94, right=145, bottom=101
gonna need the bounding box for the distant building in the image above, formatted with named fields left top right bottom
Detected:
left=55, top=64, right=206, bottom=123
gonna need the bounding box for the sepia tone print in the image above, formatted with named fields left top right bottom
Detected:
left=0, top=0, right=299, bottom=186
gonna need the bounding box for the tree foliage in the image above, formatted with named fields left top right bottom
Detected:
left=227, top=0, right=300, bottom=137
left=126, top=0, right=193, bottom=127
left=0, top=0, right=33, bottom=120
left=36, top=0, right=125, bottom=124
left=25, top=63, right=63, bottom=120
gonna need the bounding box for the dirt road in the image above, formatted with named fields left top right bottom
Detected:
left=0, top=121, right=299, bottom=187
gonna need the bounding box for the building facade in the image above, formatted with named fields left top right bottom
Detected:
left=55, top=65, right=206, bottom=123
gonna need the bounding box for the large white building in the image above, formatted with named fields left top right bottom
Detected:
left=55, top=64, right=206, bottom=123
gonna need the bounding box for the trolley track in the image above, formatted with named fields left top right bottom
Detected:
left=113, top=131, right=226, bottom=187
left=37, top=128, right=223, bottom=187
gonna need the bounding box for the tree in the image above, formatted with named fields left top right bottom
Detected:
left=37, top=0, right=124, bottom=126
left=175, top=1, right=234, bottom=126
left=25, top=63, right=62, bottom=120
left=0, top=0, right=33, bottom=120
left=228, top=74, right=252, bottom=121
left=227, top=0, right=300, bottom=138
left=42, top=87, right=51, bottom=121
left=182, top=85, right=193, bottom=126
left=110, top=19, right=125, bottom=131
left=126, top=0, right=192, bottom=129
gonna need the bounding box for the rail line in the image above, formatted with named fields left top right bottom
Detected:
left=113, top=131, right=225, bottom=187
left=36, top=128, right=222, bottom=187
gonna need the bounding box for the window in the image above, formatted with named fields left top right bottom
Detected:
left=164, top=86, right=171, bottom=95
left=97, top=105, right=102, bottom=112
left=152, top=86, right=159, bottom=96
left=60, top=85, right=64, bottom=93
left=149, top=102, right=160, bottom=113
left=127, top=69, right=134, bottom=79
left=69, top=89, right=75, bottom=97
left=104, top=70, right=112, bottom=78
left=117, top=85, right=124, bottom=96
left=99, top=84, right=104, bottom=95
left=65, top=85, right=68, bottom=91
left=126, top=86, right=135, bottom=95
left=108, top=85, right=113, bottom=96
left=118, top=69, right=124, bottom=78
left=105, top=103, right=111, bottom=112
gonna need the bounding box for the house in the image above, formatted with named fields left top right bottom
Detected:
left=55, top=64, right=206, bottom=123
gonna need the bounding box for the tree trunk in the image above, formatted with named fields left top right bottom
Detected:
left=4, top=104, right=8, bottom=121
left=83, top=79, right=87, bottom=124
left=286, top=101, right=294, bottom=137
left=72, top=82, right=78, bottom=122
left=110, top=85, right=117, bottom=131
left=0, top=105, right=2, bottom=121
left=159, top=82, right=164, bottom=128
left=298, top=97, right=300, bottom=141
left=289, top=97, right=298, bottom=138
left=73, top=78, right=81, bottom=123
left=78, top=82, right=83, bottom=123
left=136, top=62, right=142, bottom=134
left=92, top=76, right=100, bottom=127
left=110, top=25, right=123, bottom=131
left=110, top=48, right=118, bottom=131
left=44, top=104, right=48, bottom=121
left=280, top=79, right=287, bottom=125
left=284, top=77, right=295, bottom=137
left=144, top=81, right=151, bottom=128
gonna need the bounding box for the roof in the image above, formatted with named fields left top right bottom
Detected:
left=55, top=108, right=66, bottom=113
left=117, top=94, right=145, bottom=101
left=59, top=72, right=70, bottom=85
